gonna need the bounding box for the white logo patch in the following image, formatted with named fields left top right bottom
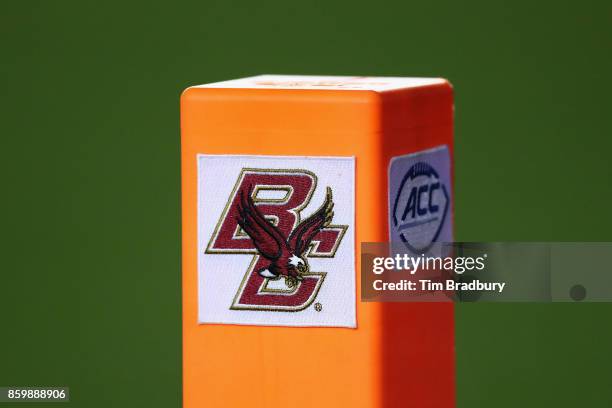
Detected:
left=198, top=155, right=356, bottom=328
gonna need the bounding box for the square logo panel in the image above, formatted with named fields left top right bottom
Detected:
left=389, top=145, right=453, bottom=251
left=198, top=155, right=356, bottom=327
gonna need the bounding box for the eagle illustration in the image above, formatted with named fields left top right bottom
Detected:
left=236, top=187, right=334, bottom=288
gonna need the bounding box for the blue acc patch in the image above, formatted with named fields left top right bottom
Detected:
left=388, top=146, right=453, bottom=252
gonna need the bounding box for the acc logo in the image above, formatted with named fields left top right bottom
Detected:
left=206, top=169, right=347, bottom=312
left=391, top=161, right=449, bottom=252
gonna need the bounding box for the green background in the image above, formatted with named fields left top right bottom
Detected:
left=1, top=1, right=611, bottom=407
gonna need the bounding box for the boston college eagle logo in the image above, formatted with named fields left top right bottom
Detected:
left=206, top=168, right=347, bottom=312
left=236, top=186, right=335, bottom=288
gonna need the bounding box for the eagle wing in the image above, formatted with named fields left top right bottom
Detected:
left=289, top=187, right=334, bottom=256
left=236, top=190, right=286, bottom=260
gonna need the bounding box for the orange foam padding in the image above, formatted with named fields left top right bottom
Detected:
left=181, top=78, right=455, bottom=408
